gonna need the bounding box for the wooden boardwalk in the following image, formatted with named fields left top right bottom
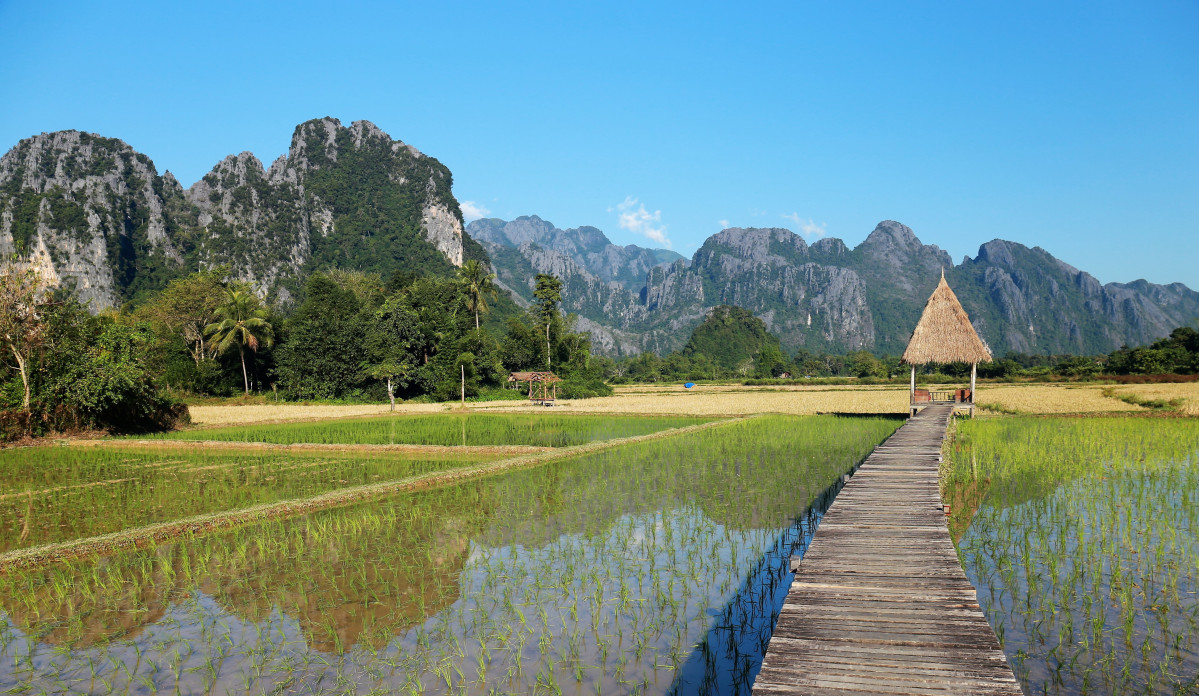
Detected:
left=754, top=405, right=1023, bottom=695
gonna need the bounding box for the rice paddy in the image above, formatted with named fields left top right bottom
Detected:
left=0, top=414, right=898, bottom=694
left=0, top=445, right=498, bottom=552
left=162, top=413, right=710, bottom=447
left=945, top=417, right=1199, bottom=695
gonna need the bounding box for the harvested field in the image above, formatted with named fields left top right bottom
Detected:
left=184, top=382, right=1184, bottom=427
left=187, top=402, right=449, bottom=426
left=1107, top=381, right=1199, bottom=414
left=976, top=383, right=1144, bottom=414
left=476, top=387, right=910, bottom=415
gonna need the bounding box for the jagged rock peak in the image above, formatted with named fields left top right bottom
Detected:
left=703, top=227, right=808, bottom=261
left=811, top=237, right=849, bottom=255
left=859, top=220, right=923, bottom=253
left=975, top=239, right=1016, bottom=267
left=287, top=117, right=423, bottom=170
left=210, top=152, right=267, bottom=185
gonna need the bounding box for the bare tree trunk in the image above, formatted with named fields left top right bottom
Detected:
left=387, top=377, right=395, bottom=412
left=11, top=345, right=29, bottom=413
left=546, top=323, right=551, bottom=369
left=475, top=310, right=480, bottom=330
left=239, top=345, right=250, bottom=396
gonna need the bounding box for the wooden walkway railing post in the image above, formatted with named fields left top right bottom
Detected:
left=754, top=405, right=1022, bottom=695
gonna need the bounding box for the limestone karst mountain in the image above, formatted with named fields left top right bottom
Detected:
left=0, top=117, right=481, bottom=307
left=474, top=217, right=1199, bottom=357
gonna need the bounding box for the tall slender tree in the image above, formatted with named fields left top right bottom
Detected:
left=533, top=274, right=562, bottom=369
left=457, top=260, right=497, bottom=330
left=205, top=287, right=274, bottom=396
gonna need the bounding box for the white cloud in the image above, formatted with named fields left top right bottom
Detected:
left=782, top=212, right=828, bottom=241
left=718, top=219, right=730, bottom=228
left=614, top=196, right=671, bottom=248
left=460, top=200, right=490, bottom=222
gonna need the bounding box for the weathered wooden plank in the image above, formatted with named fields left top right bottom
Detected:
left=753, top=405, right=1023, bottom=695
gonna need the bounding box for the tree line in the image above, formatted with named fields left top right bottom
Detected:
left=0, top=260, right=609, bottom=439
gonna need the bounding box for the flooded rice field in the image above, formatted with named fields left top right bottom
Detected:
left=0, top=415, right=897, bottom=695
left=947, top=417, right=1199, bottom=696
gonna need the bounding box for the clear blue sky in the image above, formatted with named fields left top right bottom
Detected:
left=2, top=1, right=1196, bottom=287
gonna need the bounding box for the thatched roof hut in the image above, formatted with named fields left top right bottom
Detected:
left=509, top=371, right=561, bottom=403
left=902, top=273, right=992, bottom=366
left=902, top=273, right=991, bottom=415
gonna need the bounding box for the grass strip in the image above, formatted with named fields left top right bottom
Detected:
left=1101, top=387, right=1184, bottom=411
left=65, top=439, right=555, bottom=457
left=0, top=416, right=749, bottom=573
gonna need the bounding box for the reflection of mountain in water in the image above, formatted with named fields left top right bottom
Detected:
left=474, top=416, right=892, bottom=549
left=0, top=482, right=497, bottom=652
left=0, top=416, right=895, bottom=693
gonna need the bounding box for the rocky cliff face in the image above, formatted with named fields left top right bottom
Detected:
left=0, top=131, right=189, bottom=306
left=475, top=217, right=1199, bottom=357
left=468, top=215, right=683, bottom=293
left=0, top=118, right=474, bottom=307
left=953, top=240, right=1199, bottom=355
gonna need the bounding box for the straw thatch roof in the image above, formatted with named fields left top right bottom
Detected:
left=901, top=273, right=993, bottom=365
left=508, top=371, right=561, bottom=383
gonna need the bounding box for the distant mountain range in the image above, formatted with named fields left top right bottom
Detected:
left=471, top=217, right=1199, bottom=357
left=2, top=120, right=1195, bottom=358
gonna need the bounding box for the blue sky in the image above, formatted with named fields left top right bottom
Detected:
left=2, top=1, right=1196, bottom=287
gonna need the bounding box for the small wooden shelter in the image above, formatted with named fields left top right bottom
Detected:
left=901, top=272, right=992, bottom=415
left=508, top=371, right=561, bottom=404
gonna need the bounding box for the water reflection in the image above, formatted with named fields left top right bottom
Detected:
left=951, top=464, right=1199, bottom=695
left=0, top=416, right=895, bottom=695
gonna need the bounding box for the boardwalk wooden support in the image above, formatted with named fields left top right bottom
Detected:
left=754, top=405, right=1022, bottom=695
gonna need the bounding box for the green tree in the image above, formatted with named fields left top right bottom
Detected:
left=755, top=343, right=788, bottom=378
left=276, top=274, right=366, bottom=399
left=533, top=274, right=562, bottom=368
left=457, top=260, right=497, bottom=330
left=142, top=268, right=228, bottom=367
left=848, top=350, right=886, bottom=378
left=205, top=286, right=274, bottom=396
left=363, top=295, right=420, bottom=410
left=500, top=317, right=539, bottom=371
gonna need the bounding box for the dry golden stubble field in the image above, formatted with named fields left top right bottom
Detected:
left=187, top=402, right=451, bottom=426
left=184, top=382, right=1199, bottom=427
left=1106, top=382, right=1199, bottom=415
left=974, top=384, right=1144, bottom=414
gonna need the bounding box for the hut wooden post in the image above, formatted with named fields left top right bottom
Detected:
left=910, top=365, right=916, bottom=403
left=970, top=362, right=977, bottom=415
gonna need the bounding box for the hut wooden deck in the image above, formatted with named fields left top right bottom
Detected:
left=754, top=405, right=1023, bottom=695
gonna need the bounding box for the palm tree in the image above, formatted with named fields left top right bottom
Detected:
left=457, top=259, right=497, bottom=330
left=205, top=287, right=274, bottom=396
